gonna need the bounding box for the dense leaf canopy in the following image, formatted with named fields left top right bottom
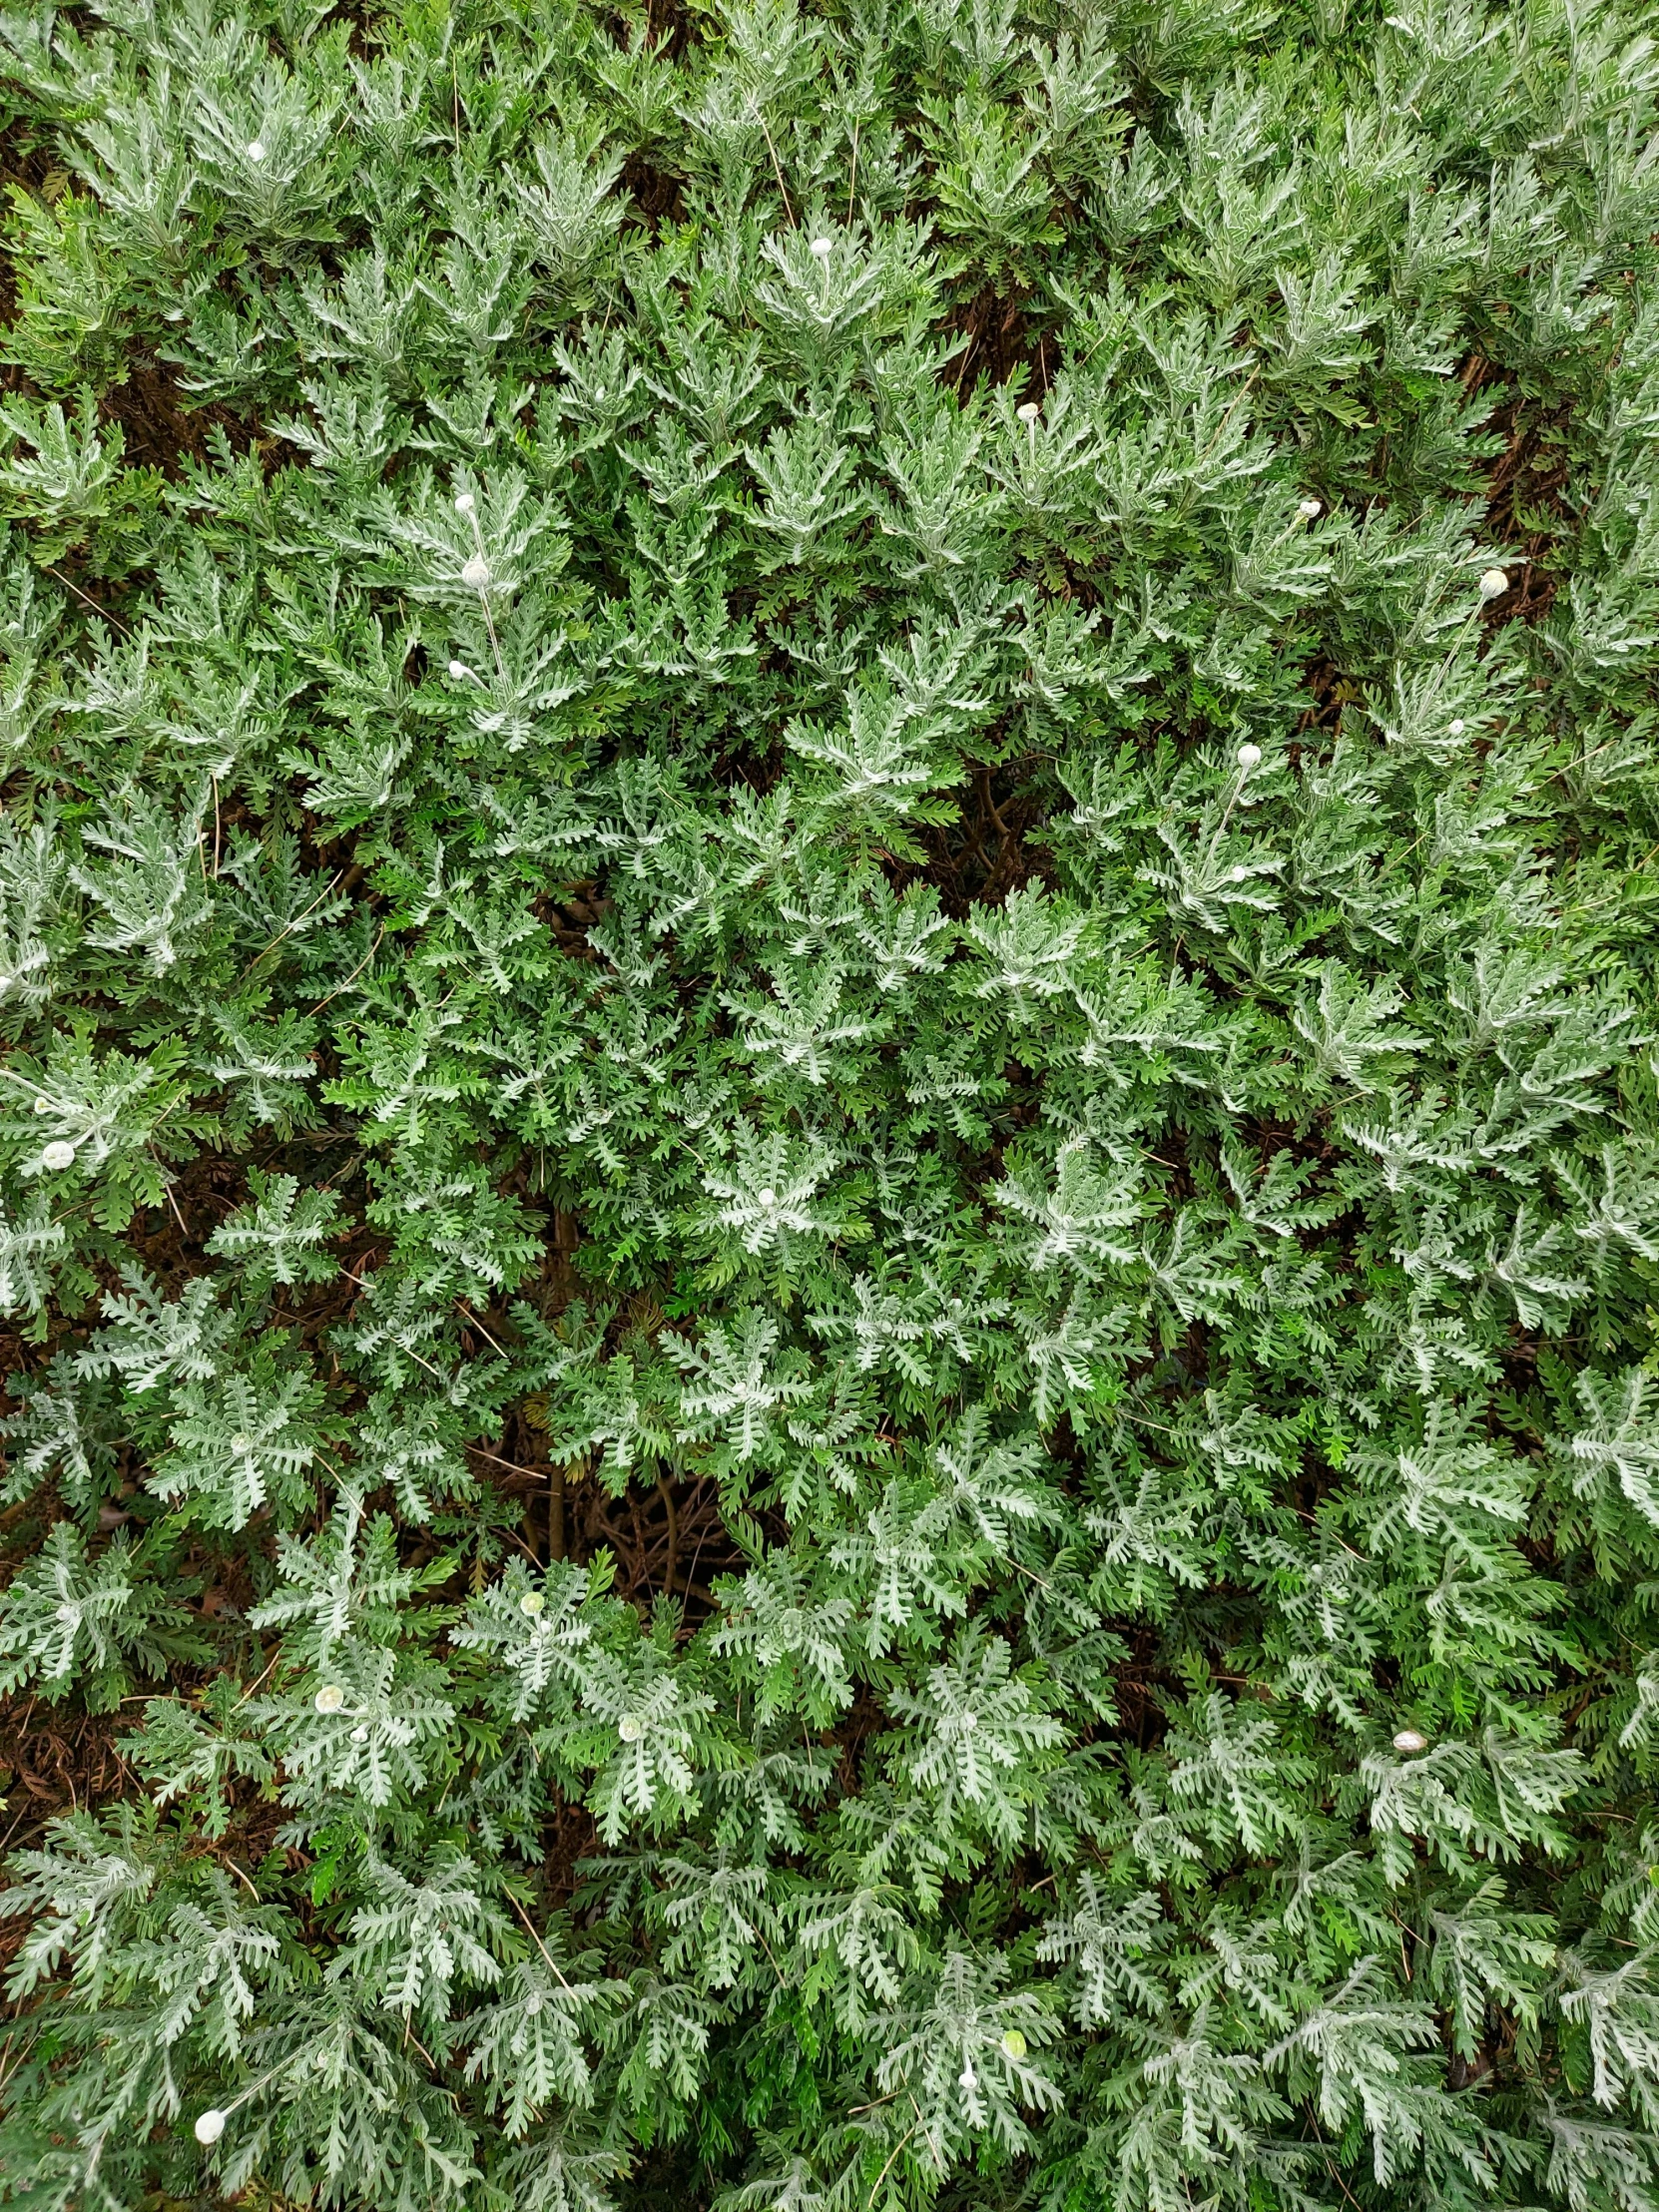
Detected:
left=1, top=0, right=1658, bottom=2206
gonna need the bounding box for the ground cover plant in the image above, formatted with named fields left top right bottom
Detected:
left=0, top=0, right=1656, bottom=2205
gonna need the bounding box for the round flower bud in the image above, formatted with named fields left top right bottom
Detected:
left=231, top=1434, right=249, bottom=1450
left=618, top=1715, right=643, bottom=1743
left=958, top=2062, right=977, bottom=2091
left=194, top=2109, right=227, bottom=2146
left=40, top=1141, right=76, bottom=1171
left=1016, top=401, right=1040, bottom=423
left=447, top=660, right=469, bottom=680
left=520, top=1590, right=546, bottom=1616
left=350, top=1725, right=368, bottom=1744
left=453, top=491, right=474, bottom=513
left=758, top=1188, right=776, bottom=1207
left=56, top=1602, right=77, bottom=1623
left=1449, top=718, right=1466, bottom=736
left=33, top=1095, right=51, bottom=1114
left=1229, top=864, right=1249, bottom=882
left=1000, top=2027, right=1028, bottom=2059
left=1478, top=567, right=1509, bottom=600
left=1298, top=497, right=1322, bottom=518
left=314, top=1685, right=345, bottom=1715
left=960, top=1711, right=978, bottom=1733
left=525, top=1992, right=544, bottom=2014
left=461, top=556, right=491, bottom=590
left=1237, top=743, right=1262, bottom=769
left=1391, top=1728, right=1428, bottom=1753
left=247, top=141, right=265, bottom=163
left=809, top=236, right=833, bottom=260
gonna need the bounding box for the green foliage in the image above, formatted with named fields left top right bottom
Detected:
left=0, top=0, right=1656, bottom=2206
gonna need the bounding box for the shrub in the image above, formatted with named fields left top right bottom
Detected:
left=0, top=0, right=1657, bottom=2206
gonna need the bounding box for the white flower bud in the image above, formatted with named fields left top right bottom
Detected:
left=1229, top=864, right=1249, bottom=881
left=1392, top=1728, right=1428, bottom=1753
left=959, top=2061, right=977, bottom=2091
left=1478, top=567, right=1509, bottom=600
left=1298, top=497, right=1322, bottom=518
left=618, top=1714, right=643, bottom=1743
left=461, top=556, right=491, bottom=590
left=40, top=1141, right=76, bottom=1171
left=758, top=1188, right=776, bottom=1207
left=350, top=1725, right=368, bottom=1744
left=194, top=2109, right=227, bottom=2145
left=809, top=236, right=833, bottom=260
left=33, top=1095, right=51, bottom=1113
left=520, top=1590, right=546, bottom=1616
left=453, top=491, right=474, bottom=513
left=56, top=1602, right=78, bottom=1623
left=960, top=1710, right=978, bottom=1732
left=231, top=1434, right=249, bottom=1450
left=1016, top=401, right=1040, bottom=423
left=1236, top=743, right=1262, bottom=769
left=1000, top=2027, right=1027, bottom=2059
left=314, top=1685, right=345, bottom=1714
left=447, top=660, right=470, bottom=680
left=247, top=141, right=265, bottom=163
left=1449, top=718, right=1465, bottom=735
